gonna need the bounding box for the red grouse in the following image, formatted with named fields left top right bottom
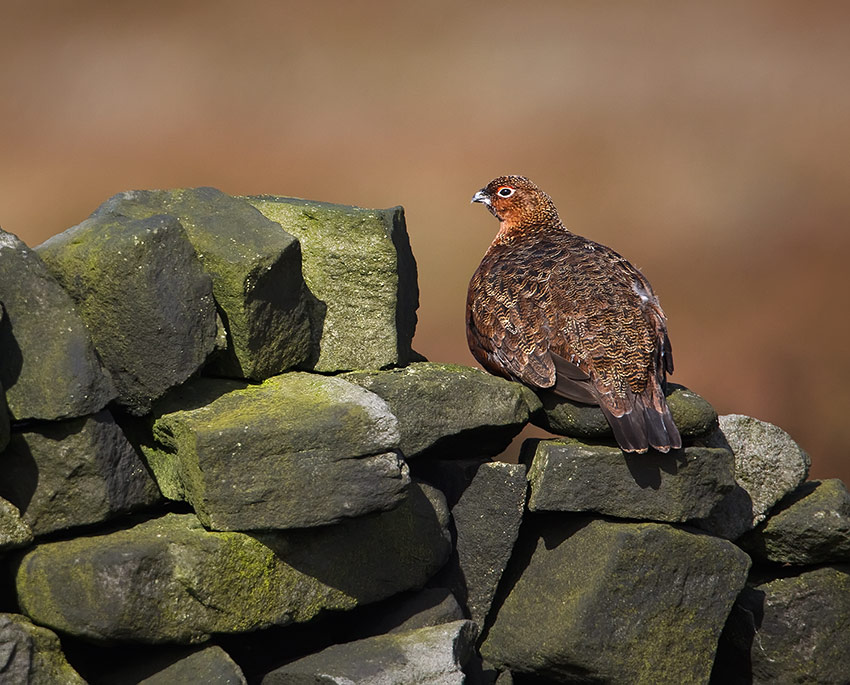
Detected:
left=466, top=175, right=681, bottom=453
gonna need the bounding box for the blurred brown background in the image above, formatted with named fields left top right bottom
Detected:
left=2, top=1, right=848, bottom=482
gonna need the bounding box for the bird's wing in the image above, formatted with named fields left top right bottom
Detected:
left=466, top=254, right=558, bottom=391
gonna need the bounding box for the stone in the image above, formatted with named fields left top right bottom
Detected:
left=0, top=613, right=86, bottom=684
left=261, top=620, right=478, bottom=685
left=524, top=438, right=735, bottom=522
left=694, top=414, right=810, bottom=540
left=0, top=410, right=161, bottom=536
left=246, top=195, right=418, bottom=372
left=344, top=363, right=541, bottom=458
left=90, top=187, right=313, bottom=380
left=533, top=383, right=717, bottom=442
left=356, top=588, right=466, bottom=637
left=0, top=378, right=8, bottom=453
left=143, top=372, right=407, bottom=531
left=15, top=483, right=450, bottom=643
left=437, top=461, right=527, bottom=627
left=37, top=213, right=218, bottom=415
left=738, top=479, right=850, bottom=564
left=481, top=516, right=751, bottom=684
left=716, top=566, right=850, bottom=684
left=136, top=646, right=247, bottom=685
left=0, top=498, right=33, bottom=553
left=0, top=228, right=115, bottom=420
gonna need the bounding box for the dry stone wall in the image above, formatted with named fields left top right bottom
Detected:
left=0, top=189, right=848, bottom=684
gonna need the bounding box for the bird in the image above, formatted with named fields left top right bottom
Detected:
left=466, top=175, right=681, bottom=454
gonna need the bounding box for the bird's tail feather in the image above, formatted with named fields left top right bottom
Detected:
left=601, top=392, right=682, bottom=454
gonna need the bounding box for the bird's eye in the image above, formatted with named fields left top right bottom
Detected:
left=497, top=186, right=515, bottom=198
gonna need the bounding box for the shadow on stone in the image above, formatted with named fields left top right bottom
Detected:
left=624, top=449, right=687, bottom=490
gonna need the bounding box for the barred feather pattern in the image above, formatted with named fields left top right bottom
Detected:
left=467, top=175, right=681, bottom=454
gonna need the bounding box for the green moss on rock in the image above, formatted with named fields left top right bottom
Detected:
left=89, top=187, right=313, bottom=380
left=246, top=195, right=418, bottom=372
left=482, top=516, right=750, bottom=683
left=344, top=362, right=541, bottom=458
left=0, top=229, right=115, bottom=420
left=143, top=372, right=407, bottom=531
left=15, top=484, right=450, bottom=644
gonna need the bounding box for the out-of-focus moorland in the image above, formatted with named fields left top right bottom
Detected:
left=2, top=2, right=848, bottom=482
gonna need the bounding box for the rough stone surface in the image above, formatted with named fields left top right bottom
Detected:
left=91, top=187, right=313, bottom=380
left=356, top=588, right=466, bottom=637
left=136, top=646, right=247, bottom=685
left=524, top=438, right=735, bottom=522
left=344, top=363, right=541, bottom=458
left=481, top=516, right=751, bottom=684
left=716, top=566, right=850, bottom=685
left=143, top=372, right=407, bottom=531
left=15, top=483, right=450, bottom=643
left=0, top=229, right=115, bottom=420
left=247, top=195, right=418, bottom=372
left=738, top=479, right=850, bottom=564
left=0, top=378, right=9, bottom=453
left=534, top=383, right=717, bottom=441
left=437, top=461, right=527, bottom=627
left=0, top=498, right=33, bottom=553
left=695, top=414, right=811, bottom=540
left=37, top=212, right=218, bottom=414
left=0, top=612, right=86, bottom=684
left=261, top=620, right=477, bottom=685
left=0, top=410, right=161, bottom=536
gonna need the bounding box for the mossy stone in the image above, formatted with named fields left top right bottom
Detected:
left=0, top=229, right=115, bottom=420
left=720, top=566, right=850, bottom=684
left=261, top=620, right=477, bottom=684
left=739, top=479, right=850, bottom=564
left=143, top=372, right=406, bottom=531
left=533, top=383, right=717, bottom=441
left=0, top=410, right=161, bottom=536
left=481, top=516, right=751, bottom=683
left=246, top=195, right=418, bottom=372
left=90, top=187, right=312, bottom=380
left=0, top=613, right=86, bottom=684
left=37, top=213, right=218, bottom=415
left=344, top=362, right=541, bottom=458
left=524, top=438, right=735, bottom=522
left=15, top=483, right=450, bottom=644
left=0, top=498, right=33, bottom=553
left=0, top=378, right=9, bottom=453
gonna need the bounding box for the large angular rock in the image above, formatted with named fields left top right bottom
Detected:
left=524, top=438, right=735, bottom=522
left=534, top=383, right=717, bottom=442
left=355, top=588, right=466, bottom=638
left=344, top=363, right=541, bottom=458
left=436, top=461, right=527, bottom=627
left=144, top=372, right=407, bottom=531
left=134, top=646, right=247, bottom=685
left=716, top=566, right=850, bottom=685
left=0, top=613, right=86, bottom=684
left=0, top=229, right=115, bottom=420
left=37, top=213, right=218, bottom=414
left=246, top=195, right=418, bottom=372
left=695, top=414, right=810, bottom=540
left=482, top=516, right=751, bottom=684
left=738, top=479, right=850, bottom=564
left=261, top=620, right=477, bottom=685
left=15, top=484, right=451, bottom=643
left=91, top=188, right=313, bottom=380
left=0, top=410, right=161, bottom=536
left=0, top=498, right=32, bottom=552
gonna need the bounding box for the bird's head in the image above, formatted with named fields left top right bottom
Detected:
left=471, top=175, right=560, bottom=227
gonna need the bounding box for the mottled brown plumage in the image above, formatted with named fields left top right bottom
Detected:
left=466, top=175, right=681, bottom=453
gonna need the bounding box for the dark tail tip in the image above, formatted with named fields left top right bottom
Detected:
left=602, top=398, right=682, bottom=454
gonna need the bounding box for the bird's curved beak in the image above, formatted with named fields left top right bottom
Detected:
left=471, top=189, right=490, bottom=205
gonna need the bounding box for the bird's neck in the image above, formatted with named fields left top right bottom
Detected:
left=494, top=218, right=568, bottom=245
